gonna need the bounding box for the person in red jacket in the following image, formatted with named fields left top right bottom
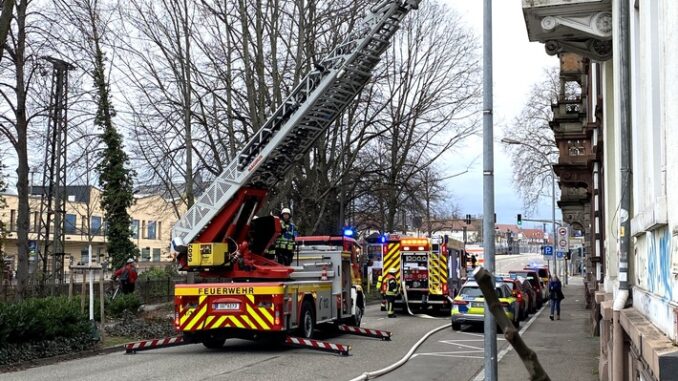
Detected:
left=113, top=258, right=138, bottom=294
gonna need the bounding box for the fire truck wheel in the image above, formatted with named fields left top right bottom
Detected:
left=298, top=300, right=316, bottom=339
left=451, top=322, right=461, bottom=331
left=202, top=338, right=226, bottom=349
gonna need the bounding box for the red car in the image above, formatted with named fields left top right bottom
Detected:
left=509, top=270, right=545, bottom=308
left=499, top=278, right=529, bottom=321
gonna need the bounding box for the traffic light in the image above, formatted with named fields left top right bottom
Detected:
left=465, top=214, right=472, bottom=225
left=517, top=214, right=522, bottom=226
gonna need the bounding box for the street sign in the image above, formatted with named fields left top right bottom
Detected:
left=557, top=227, right=569, bottom=252
left=543, top=245, right=553, bottom=262
left=556, top=251, right=565, bottom=261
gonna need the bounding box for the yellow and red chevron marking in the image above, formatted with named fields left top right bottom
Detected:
left=178, top=294, right=276, bottom=332
left=428, top=253, right=447, bottom=295
left=382, top=242, right=401, bottom=282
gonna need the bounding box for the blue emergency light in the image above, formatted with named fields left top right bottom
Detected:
left=343, top=228, right=354, bottom=237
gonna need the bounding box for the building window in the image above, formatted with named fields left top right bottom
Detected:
left=152, top=248, right=161, bottom=262
left=157, top=221, right=162, bottom=240
left=64, top=214, right=77, bottom=234
left=10, top=209, right=15, bottom=231
left=32, top=211, right=39, bottom=232
left=80, top=247, right=89, bottom=264
left=91, top=216, right=102, bottom=235
left=147, top=221, right=157, bottom=240
left=131, top=219, right=140, bottom=239
left=141, top=247, right=151, bottom=262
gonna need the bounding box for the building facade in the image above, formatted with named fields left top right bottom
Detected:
left=523, top=0, right=678, bottom=380
left=0, top=186, right=181, bottom=274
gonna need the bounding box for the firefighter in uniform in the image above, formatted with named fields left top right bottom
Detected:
left=275, top=208, right=297, bottom=266
left=376, top=272, right=386, bottom=311
left=382, top=268, right=400, bottom=318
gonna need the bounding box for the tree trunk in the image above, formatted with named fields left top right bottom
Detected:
left=13, top=0, right=29, bottom=298
left=182, top=0, right=193, bottom=208
left=0, top=0, right=14, bottom=61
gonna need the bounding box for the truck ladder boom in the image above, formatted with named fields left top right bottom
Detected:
left=173, top=0, right=422, bottom=244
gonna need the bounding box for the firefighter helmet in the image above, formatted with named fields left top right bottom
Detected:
left=281, top=207, right=291, bottom=215
left=387, top=268, right=398, bottom=275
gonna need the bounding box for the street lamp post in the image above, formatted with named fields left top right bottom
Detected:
left=501, top=138, right=558, bottom=278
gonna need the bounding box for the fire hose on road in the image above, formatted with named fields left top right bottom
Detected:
left=347, top=323, right=451, bottom=381
left=400, top=281, right=448, bottom=320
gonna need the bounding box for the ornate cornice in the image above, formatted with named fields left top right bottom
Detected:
left=523, top=0, right=613, bottom=61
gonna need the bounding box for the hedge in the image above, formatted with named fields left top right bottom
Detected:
left=0, top=296, right=93, bottom=345
left=0, top=296, right=97, bottom=366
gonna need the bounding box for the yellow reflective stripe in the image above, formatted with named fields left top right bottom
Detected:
left=229, top=316, right=246, bottom=329
left=204, top=315, right=215, bottom=327
left=259, top=308, right=274, bottom=324
left=240, top=315, right=258, bottom=329
left=247, top=304, right=270, bottom=330
left=212, top=316, right=227, bottom=329
left=244, top=294, right=272, bottom=328
left=175, top=285, right=285, bottom=296
left=184, top=304, right=207, bottom=331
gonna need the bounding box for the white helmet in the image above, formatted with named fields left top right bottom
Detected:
left=127, top=258, right=135, bottom=263
left=281, top=208, right=291, bottom=215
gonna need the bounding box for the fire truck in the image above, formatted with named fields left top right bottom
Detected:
left=168, top=0, right=422, bottom=348
left=369, top=235, right=450, bottom=312
left=397, top=237, right=450, bottom=312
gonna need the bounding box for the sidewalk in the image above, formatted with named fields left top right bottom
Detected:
left=497, top=276, right=599, bottom=381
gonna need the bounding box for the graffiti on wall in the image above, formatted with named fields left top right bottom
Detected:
left=646, top=227, right=673, bottom=301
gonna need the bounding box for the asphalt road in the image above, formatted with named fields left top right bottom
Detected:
left=1, top=253, right=545, bottom=381
left=381, top=253, right=546, bottom=381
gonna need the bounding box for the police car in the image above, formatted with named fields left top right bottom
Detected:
left=451, top=281, right=520, bottom=331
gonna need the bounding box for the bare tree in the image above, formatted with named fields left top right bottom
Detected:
left=0, top=0, right=54, bottom=297
left=503, top=67, right=561, bottom=213
left=0, top=0, right=13, bottom=60
left=354, top=1, right=480, bottom=232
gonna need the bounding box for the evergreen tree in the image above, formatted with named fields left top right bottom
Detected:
left=93, top=37, right=137, bottom=269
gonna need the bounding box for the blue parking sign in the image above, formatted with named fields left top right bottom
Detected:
left=544, top=246, right=553, bottom=256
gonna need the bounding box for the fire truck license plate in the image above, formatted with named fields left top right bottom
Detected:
left=213, top=303, right=240, bottom=310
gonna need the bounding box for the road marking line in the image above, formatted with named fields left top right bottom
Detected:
left=416, top=353, right=485, bottom=359
left=471, top=303, right=547, bottom=381
left=438, top=342, right=483, bottom=351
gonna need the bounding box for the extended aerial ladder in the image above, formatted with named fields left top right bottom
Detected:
left=171, top=0, right=423, bottom=281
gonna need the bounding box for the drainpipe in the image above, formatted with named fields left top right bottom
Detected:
left=613, top=0, right=631, bottom=379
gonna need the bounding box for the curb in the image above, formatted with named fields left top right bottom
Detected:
left=0, top=343, right=123, bottom=374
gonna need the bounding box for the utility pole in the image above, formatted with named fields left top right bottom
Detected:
left=482, top=0, right=497, bottom=380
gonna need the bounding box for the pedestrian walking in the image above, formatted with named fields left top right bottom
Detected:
left=549, top=275, right=564, bottom=320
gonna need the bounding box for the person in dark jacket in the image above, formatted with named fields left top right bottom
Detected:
left=549, top=275, right=564, bottom=320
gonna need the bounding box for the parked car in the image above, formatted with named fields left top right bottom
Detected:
left=499, top=277, right=528, bottom=321
left=509, top=270, right=545, bottom=307
left=524, top=265, right=551, bottom=297
left=519, top=278, right=538, bottom=314
left=451, top=281, right=520, bottom=331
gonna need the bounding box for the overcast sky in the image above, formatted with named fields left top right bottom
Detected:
left=439, top=0, right=560, bottom=226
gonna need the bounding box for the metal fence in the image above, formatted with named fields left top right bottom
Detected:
left=1, top=275, right=187, bottom=305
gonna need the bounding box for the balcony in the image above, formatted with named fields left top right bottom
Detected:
left=523, top=0, right=612, bottom=61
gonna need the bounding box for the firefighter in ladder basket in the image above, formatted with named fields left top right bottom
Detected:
left=275, top=208, right=298, bottom=266
left=383, top=268, right=400, bottom=318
